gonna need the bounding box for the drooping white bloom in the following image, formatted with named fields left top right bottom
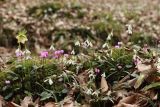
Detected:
left=71, top=49, right=75, bottom=55
left=107, top=31, right=113, bottom=41
left=101, top=72, right=106, bottom=78
left=23, top=49, right=31, bottom=56
left=82, top=39, right=93, bottom=48
left=49, top=44, right=55, bottom=51
left=48, top=78, right=53, bottom=85
left=126, top=24, right=132, bottom=34
left=86, top=88, right=93, bottom=95
left=75, top=41, right=81, bottom=46
left=92, top=90, right=100, bottom=97
left=102, top=43, right=108, bottom=48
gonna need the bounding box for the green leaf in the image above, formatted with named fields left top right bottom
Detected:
left=4, top=92, right=13, bottom=100
left=40, top=91, right=52, bottom=101
left=142, top=82, right=160, bottom=91
left=134, top=74, right=145, bottom=89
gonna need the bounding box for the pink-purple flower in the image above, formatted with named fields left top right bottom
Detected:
left=40, top=51, right=48, bottom=58
left=15, top=48, right=23, bottom=57
left=53, top=50, right=64, bottom=58
left=95, top=68, right=100, bottom=74
left=5, top=80, right=10, bottom=84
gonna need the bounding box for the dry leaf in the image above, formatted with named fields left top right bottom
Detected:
left=44, top=102, right=56, bottom=107
left=11, top=102, right=21, bottom=107
left=115, top=103, right=139, bottom=107
left=137, top=63, right=152, bottom=72
left=101, top=76, right=109, bottom=93
left=118, top=95, right=137, bottom=104
left=63, top=101, right=74, bottom=107
left=21, top=96, right=33, bottom=107
left=0, top=96, right=3, bottom=107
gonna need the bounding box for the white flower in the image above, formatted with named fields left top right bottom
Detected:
left=126, top=24, right=132, bottom=34
left=75, top=41, right=81, bottom=46
left=102, top=43, right=108, bottom=48
left=48, top=78, right=53, bottom=85
left=82, top=39, right=93, bottom=48
left=71, top=49, right=75, bottom=55
left=85, top=88, right=93, bottom=95
left=23, top=49, right=31, bottom=56
left=107, top=31, right=113, bottom=41
left=101, top=72, right=106, bottom=77
left=92, top=90, right=100, bottom=97
left=49, top=45, right=55, bottom=51
left=66, top=59, right=76, bottom=65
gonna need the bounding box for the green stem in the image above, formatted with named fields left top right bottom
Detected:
left=36, top=82, right=58, bottom=102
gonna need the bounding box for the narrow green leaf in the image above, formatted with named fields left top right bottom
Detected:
left=142, top=82, right=160, bottom=91
left=134, top=74, right=145, bottom=89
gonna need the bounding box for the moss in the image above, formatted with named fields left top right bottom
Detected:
left=0, top=71, right=8, bottom=88
left=91, top=12, right=122, bottom=41
left=130, top=32, right=155, bottom=46
left=28, top=2, right=63, bottom=17
left=124, top=10, right=139, bottom=21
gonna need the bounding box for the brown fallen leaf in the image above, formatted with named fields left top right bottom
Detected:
left=44, top=102, right=56, bottom=107
left=6, top=102, right=16, bottom=107
left=134, top=62, right=157, bottom=89
left=21, top=96, right=33, bottom=107
left=0, top=96, right=3, bottom=107
left=63, top=101, right=74, bottom=107
left=100, top=76, right=109, bottom=93
left=115, top=103, right=139, bottom=107
left=118, top=95, right=137, bottom=104
left=137, top=63, right=152, bottom=72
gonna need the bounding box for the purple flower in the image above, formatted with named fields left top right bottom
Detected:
left=60, top=50, right=64, bottom=54
left=95, top=68, right=100, bottom=74
left=15, top=48, right=23, bottom=57
left=40, top=51, right=48, bottom=58
left=5, top=80, right=10, bottom=84
left=54, top=50, right=64, bottom=55
left=115, top=45, right=120, bottom=48
left=53, top=55, right=59, bottom=59
left=64, top=54, right=69, bottom=57
left=53, top=50, right=64, bottom=58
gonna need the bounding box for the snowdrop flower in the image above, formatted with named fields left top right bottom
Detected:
left=101, top=72, right=106, bottom=78
left=75, top=41, right=81, bottom=46
left=92, top=90, right=100, bottom=97
left=48, top=78, right=53, bottom=85
left=71, top=49, right=75, bottom=55
left=40, top=51, right=48, bottom=58
left=156, top=58, right=160, bottom=72
left=66, top=59, right=76, bottom=65
left=102, top=43, right=108, bottom=48
left=86, top=88, right=93, bottom=95
left=23, top=49, right=31, bottom=56
left=49, top=45, right=55, bottom=51
left=82, top=39, right=93, bottom=48
left=126, top=24, right=132, bottom=34
left=15, top=48, right=23, bottom=57
left=107, top=31, right=113, bottom=41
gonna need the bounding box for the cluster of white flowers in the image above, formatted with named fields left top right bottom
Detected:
left=82, top=39, right=93, bottom=48
left=15, top=48, right=31, bottom=60
left=156, top=58, right=160, bottom=73
left=88, top=69, right=96, bottom=80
